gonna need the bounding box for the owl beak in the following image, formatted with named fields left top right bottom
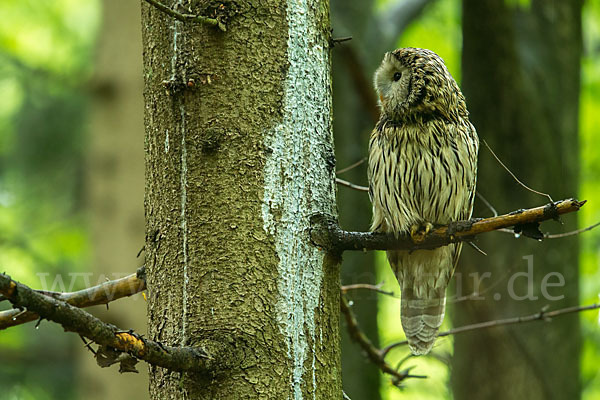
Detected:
left=379, top=95, right=384, bottom=104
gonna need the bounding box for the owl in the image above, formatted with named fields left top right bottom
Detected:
left=368, top=48, right=479, bottom=355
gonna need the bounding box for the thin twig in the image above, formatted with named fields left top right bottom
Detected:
left=311, top=199, right=585, bottom=252
left=336, top=177, right=369, bottom=192
left=483, top=140, right=553, bottom=202
left=143, top=0, right=224, bottom=30
left=476, top=191, right=498, bottom=217
left=466, top=241, right=487, bottom=256
left=494, top=220, right=600, bottom=239
left=544, top=220, right=600, bottom=239
left=338, top=46, right=380, bottom=123
left=381, top=303, right=600, bottom=356
left=341, top=283, right=394, bottom=297
left=336, top=157, right=366, bottom=175
left=340, top=294, right=426, bottom=386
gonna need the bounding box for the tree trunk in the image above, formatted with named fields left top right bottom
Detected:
left=452, top=1, right=582, bottom=399
left=142, top=1, right=341, bottom=398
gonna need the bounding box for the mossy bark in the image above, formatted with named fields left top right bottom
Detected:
left=452, top=1, right=582, bottom=399
left=142, top=1, right=341, bottom=398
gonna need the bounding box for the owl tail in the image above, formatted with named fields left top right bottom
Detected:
left=400, top=285, right=446, bottom=356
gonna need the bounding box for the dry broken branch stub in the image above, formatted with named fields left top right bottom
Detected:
left=0, top=272, right=219, bottom=374
left=311, top=199, right=585, bottom=252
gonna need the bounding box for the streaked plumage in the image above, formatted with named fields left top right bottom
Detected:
left=368, top=48, right=479, bottom=355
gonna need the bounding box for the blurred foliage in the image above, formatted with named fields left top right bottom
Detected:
left=0, top=0, right=100, bottom=398
left=580, top=1, right=600, bottom=398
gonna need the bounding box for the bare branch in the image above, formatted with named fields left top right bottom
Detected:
left=0, top=272, right=217, bottom=373
left=337, top=46, right=380, bottom=122
left=340, top=294, right=426, bottom=386
left=311, top=199, right=585, bottom=252
left=0, top=266, right=147, bottom=330
left=341, top=283, right=394, bottom=297
left=483, top=140, right=553, bottom=202
left=365, top=0, right=437, bottom=71
left=545, top=220, right=600, bottom=239
left=476, top=191, right=498, bottom=217
left=335, top=177, right=369, bottom=192
left=336, top=157, right=366, bottom=175
left=143, top=0, right=225, bottom=31
left=466, top=241, right=487, bottom=256
left=381, top=303, right=600, bottom=356
left=493, top=220, right=600, bottom=239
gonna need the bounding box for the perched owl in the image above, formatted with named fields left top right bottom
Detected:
left=368, top=48, right=479, bottom=355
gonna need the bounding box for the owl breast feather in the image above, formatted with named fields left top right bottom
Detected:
left=368, top=118, right=477, bottom=236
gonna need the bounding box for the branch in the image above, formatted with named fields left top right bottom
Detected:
left=381, top=303, right=600, bottom=357
left=311, top=199, right=585, bottom=251
left=335, top=177, right=369, bottom=192
left=0, top=266, right=147, bottom=330
left=336, top=157, right=366, bottom=175
left=143, top=0, right=225, bottom=31
left=0, top=272, right=219, bottom=373
left=341, top=283, right=394, bottom=297
left=368, top=0, right=437, bottom=57
left=340, top=295, right=426, bottom=386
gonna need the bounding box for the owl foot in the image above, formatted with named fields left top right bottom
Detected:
left=410, top=222, right=434, bottom=244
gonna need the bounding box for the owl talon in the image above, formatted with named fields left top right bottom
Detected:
left=410, top=222, right=434, bottom=244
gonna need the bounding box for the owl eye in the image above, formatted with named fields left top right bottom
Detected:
left=393, top=72, right=402, bottom=82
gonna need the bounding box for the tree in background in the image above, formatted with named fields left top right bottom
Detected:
left=79, top=0, right=147, bottom=399
left=453, top=1, right=582, bottom=399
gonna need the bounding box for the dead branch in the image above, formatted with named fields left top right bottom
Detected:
left=0, top=266, right=147, bottom=330
left=0, top=271, right=221, bottom=373
left=340, top=294, right=426, bottom=386
left=311, top=199, right=585, bottom=252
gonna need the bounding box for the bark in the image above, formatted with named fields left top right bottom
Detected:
left=452, top=1, right=583, bottom=399
left=142, top=1, right=341, bottom=398
left=80, top=1, right=147, bottom=398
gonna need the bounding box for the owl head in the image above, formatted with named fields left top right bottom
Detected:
left=374, top=47, right=467, bottom=122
